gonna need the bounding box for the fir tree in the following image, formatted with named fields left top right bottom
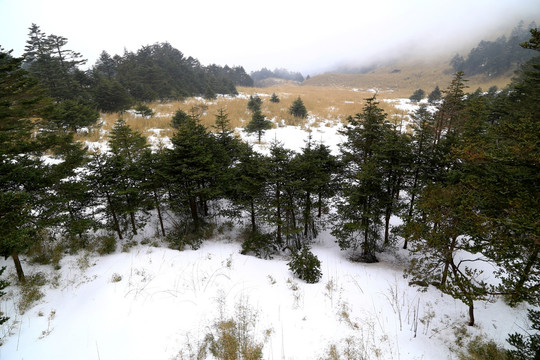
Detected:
left=247, top=95, right=262, bottom=112
left=246, top=109, right=272, bottom=142
left=332, top=97, right=387, bottom=262
left=289, top=96, right=307, bottom=118
left=409, top=89, right=425, bottom=102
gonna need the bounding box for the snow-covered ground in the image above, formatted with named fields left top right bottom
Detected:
left=0, top=105, right=531, bottom=359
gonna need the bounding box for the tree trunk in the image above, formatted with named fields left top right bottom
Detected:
left=12, top=252, right=25, bottom=283
left=129, top=211, right=137, bottom=235
left=250, top=199, right=256, bottom=233
left=189, top=197, right=199, bottom=229
left=468, top=302, right=475, bottom=326
left=304, top=191, right=311, bottom=238
left=384, top=205, right=391, bottom=246
left=317, top=192, right=322, bottom=218
left=276, top=184, right=282, bottom=245
left=153, top=190, right=166, bottom=237
left=440, top=234, right=457, bottom=288
left=105, top=191, right=123, bottom=240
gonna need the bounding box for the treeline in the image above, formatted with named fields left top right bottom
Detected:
left=20, top=24, right=252, bottom=116
left=250, top=67, right=305, bottom=83
left=450, top=20, right=538, bottom=76
left=1, top=27, right=539, bottom=353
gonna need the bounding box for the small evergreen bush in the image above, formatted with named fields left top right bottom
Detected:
left=134, top=103, right=154, bottom=117
left=288, top=247, right=322, bottom=283
left=240, top=231, right=276, bottom=259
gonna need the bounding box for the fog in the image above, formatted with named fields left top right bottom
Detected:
left=1, top=0, right=539, bottom=75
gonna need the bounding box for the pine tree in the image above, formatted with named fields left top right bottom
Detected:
left=289, top=96, right=307, bottom=118
left=246, top=109, right=272, bottom=142
left=229, top=145, right=269, bottom=234
left=428, top=85, right=442, bottom=103
left=270, top=93, right=280, bottom=103
left=266, top=141, right=295, bottom=249
left=401, top=104, right=437, bottom=249
left=247, top=95, right=262, bottom=112
left=107, top=119, right=151, bottom=236
left=409, top=89, right=425, bottom=102
left=291, top=136, right=339, bottom=243
left=166, top=115, right=220, bottom=231
left=332, top=97, right=387, bottom=262
left=0, top=50, right=81, bottom=282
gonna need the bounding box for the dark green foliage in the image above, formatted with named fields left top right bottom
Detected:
left=48, top=99, right=99, bottom=130
left=134, top=103, right=154, bottom=117
left=287, top=247, right=322, bottom=283
left=98, top=43, right=238, bottom=103
left=229, top=145, right=269, bottom=234
left=171, top=109, right=191, bottom=129
left=450, top=21, right=537, bottom=76
left=292, top=137, right=340, bottom=243
left=270, top=93, right=280, bottom=103
left=332, top=97, right=388, bottom=263
left=246, top=110, right=272, bottom=142
left=91, top=76, right=133, bottom=112
left=507, top=309, right=540, bottom=360
left=23, top=24, right=88, bottom=101
left=240, top=230, right=276, bottom=259
left=247, top=95, right=262, bottom=112
left=289, top=97, right=307, bottom=118
left=166, top=220, right=214, bottom=250
left=0, top=50, right=82, bottom=283
left=166, top=114, right=221, bottom=229
left=409, top=89, right=425, bottom=102
left=428, top=86, right=442, bottom=103
left=0, top=266, right=9, bottom=326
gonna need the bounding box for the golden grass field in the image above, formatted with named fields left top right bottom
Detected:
left=77, top=62, right=513, bottom=143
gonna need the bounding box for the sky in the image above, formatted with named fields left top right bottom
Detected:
left=1, top=0, right=539, bottom=75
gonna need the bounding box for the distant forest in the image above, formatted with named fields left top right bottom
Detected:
left=19, top=24, right=254, bottom=114
left=250, top=68, right=305, bottom=83
left=450, top=20, right=538, bottom=76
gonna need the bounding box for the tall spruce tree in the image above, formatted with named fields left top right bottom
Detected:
left=0, top=50, right=83, bottom=282
left=166, top=114, right=220, bottom=231
left=332, top=97, right=388, bottom=262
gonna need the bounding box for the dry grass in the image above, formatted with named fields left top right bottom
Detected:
left=74, top=62, right=513, bottom=144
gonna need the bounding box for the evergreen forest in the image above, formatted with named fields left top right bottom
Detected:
left=0, top=23, right=539, bottom=359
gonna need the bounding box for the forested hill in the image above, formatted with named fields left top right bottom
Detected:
left=450, top=20, right=538, bottom=76
left=20, top=24, right=253, bottom=114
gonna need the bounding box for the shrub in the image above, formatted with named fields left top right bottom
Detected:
left=18, top=273, right=47, bottom=314
left=288, top=247, right=322, bottom=283
left=166, top=221, right=215, bottom=250
left=96, top=234, right=117, bottom=255
left=458, top=336, right=510, bottom=360
left=289, top=96, right=307, bottom=118
left=409, top=88, right=426, bottom=102
left=134, top=103, right=154, bottom=117
left=240, top=231, right=277, bottom=259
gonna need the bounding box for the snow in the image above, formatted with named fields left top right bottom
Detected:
left=0, top=108, right=532, bottom=360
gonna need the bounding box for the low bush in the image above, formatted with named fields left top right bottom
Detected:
left=240, top=231, right=276, bottom=259
left=288, top=246, right=322, bottom=283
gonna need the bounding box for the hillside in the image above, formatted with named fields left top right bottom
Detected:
left=303, top=60, right=514, bottom=98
